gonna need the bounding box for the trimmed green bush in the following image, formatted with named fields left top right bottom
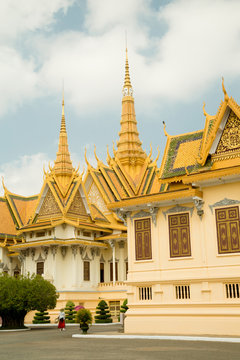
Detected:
left=120, top=299, right=128, bottom=313
left=94, top=300, right=112, bottom=323
left=32, top=310, right=50, bottom=324
left=65, top=301, right=77, bottom=323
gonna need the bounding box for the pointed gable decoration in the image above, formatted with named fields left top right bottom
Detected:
left=214, top=109, right=240, bottom=158
left=197, top=78, right=240, bottom=166
left=37, top=187, right=62, bottom=218
left=67, top=188, right=88, bottom=218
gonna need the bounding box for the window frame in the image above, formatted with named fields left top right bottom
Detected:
left=168, top=212, right=191, bottom=258
left=83, top=261, right=90, bottom=281
left=135, top=217, right=152, bottom=261
left=36, top=261, right=44, bottom=276
left=215, top=206, right=240, bottom=254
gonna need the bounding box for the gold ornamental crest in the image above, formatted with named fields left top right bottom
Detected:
left=216, top=111, right=240, bottom=153
left=221, top=125, right=240, bottom=149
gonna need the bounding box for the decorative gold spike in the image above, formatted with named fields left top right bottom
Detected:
left=123, top=47, right=132, bottom=94
left=106, top=145, right=112, bottom=165
left=116, top=48, right=146, bottom=172
left=149, top=143, right=152, bottom=159
left=155, top=146, right=160, bottom=163
left=163, top=121, right=169, bottom=137
left=222, top=77, right=229, bottom=100
left=84, top=147, right=90, bottom=167
left=75, top=163, right=80, bottom=174
left=94, top=145, right=99, bottom=163
left=80, top=167, right=85, bottom=179
left=43, top=164, right=47, bottom=176
left=53, top=94, right=73, bottom=176
left=2, top=176, right=6, bottom=192
left=203, top=102, right=207, bottom=117
left=112, top=141, right=117, bottom=157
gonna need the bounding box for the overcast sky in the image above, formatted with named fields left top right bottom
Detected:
left=1, top=0, right=240, bottom=196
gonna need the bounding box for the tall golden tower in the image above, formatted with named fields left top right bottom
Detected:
left=53, top=93, right=74, bottom=189
left=116, top=48, right=147, bottom=178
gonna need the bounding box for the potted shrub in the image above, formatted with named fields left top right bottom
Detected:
left=65, top=301, right=77, bottom=323
left=76, top=308, right=92, bottom=334
left=94, top=300, right=112, bottom=323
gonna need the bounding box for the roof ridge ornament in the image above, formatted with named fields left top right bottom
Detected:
left=106, top=145, right=112, bottom=165
left=162, top=121, right=169, bottom=137
left=222, top=77, right=229, bottom=101
left=94, top=145, right=104, bottom=167
left=84, top=147, right=90, bottom=168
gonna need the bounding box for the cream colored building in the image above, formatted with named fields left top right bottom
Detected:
left=109, top=79, right=240, bottom=336
left=1, top=50, right=240, bottom=334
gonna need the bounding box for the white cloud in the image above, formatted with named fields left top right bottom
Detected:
left=0, top=46, right=39, bottom=116
left=0, top=154, right=50, bottom=196
left=0, top=150, right=98, bottom=197
left=0, top=0, right=74, bottom=41
left=144, top=0, right=240, bottom=100
left=85, top=0, right=151, bottom=33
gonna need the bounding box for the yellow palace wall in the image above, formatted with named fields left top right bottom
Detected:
left=125, top=181, right=240, bottom=335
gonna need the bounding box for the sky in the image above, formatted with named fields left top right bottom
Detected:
left=1, top=0, right=240, bottom=196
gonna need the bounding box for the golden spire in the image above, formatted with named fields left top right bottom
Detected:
left=122, top=48, right=133, bottom=96
left=53, top=92, right=73, bottom=176
left=116, top=48, right=146, bottom=176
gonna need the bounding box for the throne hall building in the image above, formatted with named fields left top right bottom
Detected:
left=0, top=50, right=240, bottom=335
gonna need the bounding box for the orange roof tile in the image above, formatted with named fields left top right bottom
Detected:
left=0, top=198, right=17, bottom=235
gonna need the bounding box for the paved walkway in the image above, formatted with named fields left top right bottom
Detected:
left=1, top=325, right=240, bottom=360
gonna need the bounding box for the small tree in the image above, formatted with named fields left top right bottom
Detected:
left=76, top=309, right=92, bottom=334
left=0, top=273, right=58, bottom=329
left=94, top=300, right=112, bottom=323
left=120, top=299, right=128, bottom=313
left=32, top=310, right=50, bottom=324
left=65, top=301, right=77, bottom=323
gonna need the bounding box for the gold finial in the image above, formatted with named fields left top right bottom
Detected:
left=75, top=163, right=80, bottom=174
left=43, top=164, right=47, bottom=176
left=106, top=145, right=112, bottom=165
left=84, top=147, right=90, bottom=167
left=2, top=176, right=7, bottom=193
left=112, top=141, right=117, bottom=157
left=123, top=46, right=133, bottom=96
left=80, top=167, right=85, bottom=179
left=162, top=121, right=169, bottom=137
left=222, top=77, right=229, bottom=100
left=155, top=146, right=160, bottom=163
left=94, top=145, right=104, bottom=168
left=94, top=144, right=98, bottom=162
left=53, top=93, right=73, bottom=175
left=147, top=143, right=152, bottom=160
left=61, top=88, right=66, bottom=133
left=203, top=102, right=207, bottom=117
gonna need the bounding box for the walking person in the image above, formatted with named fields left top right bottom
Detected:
left=58, top=309, right=66, bottom=331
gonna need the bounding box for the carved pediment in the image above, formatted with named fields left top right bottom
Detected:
left=38, top=189, right=61, bottom=217
left=67, top=190, right=87, bottom=217
left=214, top=110, right=240, bottom=160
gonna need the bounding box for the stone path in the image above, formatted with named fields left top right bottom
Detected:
left=1, top=325, right=240, bottom=360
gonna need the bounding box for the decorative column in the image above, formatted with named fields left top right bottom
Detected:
left=110, top=240, right=116, bottom=285
left=51, top=245, right=58, bottom=285
left=71, top=245, right=78, bottom=288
